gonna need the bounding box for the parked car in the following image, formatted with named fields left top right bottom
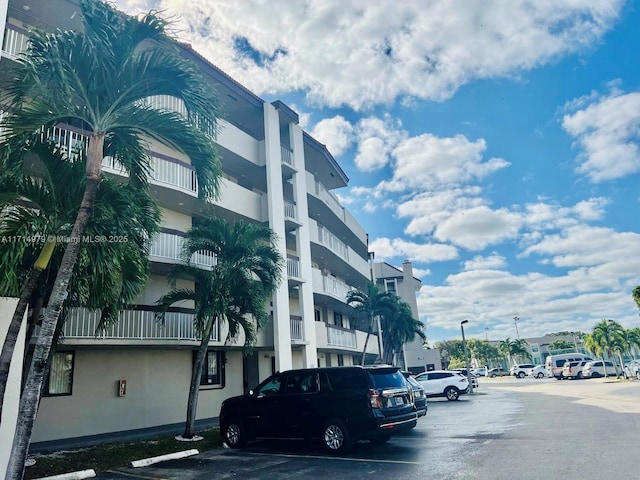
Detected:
left=486, top=367, right=509, bottom=378
left=402, top=372, right=428, bottom=418
left=528, top=365, right=546, bottom=378
left=582, top=360, right=620, bottom=378
left=623, top=359, right=640, bottom=380
left=219, top=366, right=417, bottom=453
left=451, top=368, right=479, bottom=389
left=561, top=360, right=589, bottom=379
left=545, top=353, right=593, bottom=379
left=510, top=364, right=536, bottom=378
left=414, top=370, right=470, bottom=401
left=472, top=367, right=487, bottom=377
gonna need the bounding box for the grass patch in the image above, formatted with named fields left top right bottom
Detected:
left=25, top=428, right=223, bottom=479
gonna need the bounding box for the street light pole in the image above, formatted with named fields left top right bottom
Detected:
left=513, top=316, right=520, bottom=340
left=484, top=327, right=489, bottom=342
left=461, top=320, right=474, bottom=393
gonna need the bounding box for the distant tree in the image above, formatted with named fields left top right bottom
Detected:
left=435, top=339, right=465, bottom=369
left=499, top=338, right=531, bottom=366
left=590, top=319, right=627, bottom=378
left=633, top=286, right=640, bottom=311
left=468, top=339, right=501, bottom=367
left=548, top=339, right=574, bottom=351
left=625, top=328, right=640, bottom=359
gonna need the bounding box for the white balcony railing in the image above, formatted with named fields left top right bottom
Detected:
left=287, top=256, right=300, bottom=279
left=290, top=316, right=303, bottom=341
left=322, top=274, right=351, bottom=301
left=150, top=156, right=197, bottom=194
left=281, top=145, right=294, bottom=167
left=61, top=307, right=219, bottom=341
left=315, top=180, right=345, bottom=221
left=317, top=224, right=349, bottom=262
left=150, top=232, right=216, bottom=268
left=284, top=199, right=297, bottom=221
left=326, top=324, right=357, bottom=348
left=1, top=25, right=28, bottom=58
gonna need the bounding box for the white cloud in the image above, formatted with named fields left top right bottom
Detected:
left=463, top=254, right=507, bottom=271
left=562, top=89, right=640, bottom=182
left=369, top=237, right=458, bottom=264
left=114, top=0, right=624, bottom=110
left=309, top=116, right=354, bottom=158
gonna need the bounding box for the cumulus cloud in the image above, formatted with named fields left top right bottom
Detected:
left=369, top=237, right=458, bottom=264
left=309, top=116, right=355, bottom=158
left=562, top=88, right=640, bottom=182
left=114, top=0, right=624, bottom=110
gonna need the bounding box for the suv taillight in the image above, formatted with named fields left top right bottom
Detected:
left=369, top=389, right=382, bottom=409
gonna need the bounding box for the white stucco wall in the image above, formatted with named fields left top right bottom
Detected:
left=0, top=297, right=26, bottom=475
left=32, top=348, right=244, bottom=442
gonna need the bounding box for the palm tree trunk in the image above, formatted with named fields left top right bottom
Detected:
left=360, top=317, right=373, bottom=366
left=0, top=239, right=55, bottom=428
left=5, top=140, right=102, bottom=480
left=183, top=317, right=215, bottom=439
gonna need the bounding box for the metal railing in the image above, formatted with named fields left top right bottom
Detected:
left=284, top=199, right=297, bottom=220
left=60, top=307, right=219, bottom=341
left=315, top=181, right=345, bottom=221
left=149, top=232, right=217, bottom=268
left=150, top=156, right=197, bottom=194
left=281, top=145, right=294, bottom=167
left=286, top=256, right=300, bottom=279
left=290, top=316, right=303, bottom=341
left=317, top=225, right=349, bottom=262
left=326, top=324, right=357, bottom=348
left=1, top=25, right=28, bottom=58
left=322, top=274, right=351, bottom=300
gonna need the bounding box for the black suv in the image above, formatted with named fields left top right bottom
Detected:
left=219, top=365, right=417, bottom=453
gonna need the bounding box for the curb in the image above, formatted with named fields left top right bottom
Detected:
left=34, top=469, right=96, bottom=480
left=131, top=449, right=199, bottom=468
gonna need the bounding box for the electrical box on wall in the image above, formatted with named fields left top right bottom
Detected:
left=117, top=379, right=127, bottom=397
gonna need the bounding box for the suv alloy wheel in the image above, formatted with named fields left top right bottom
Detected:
left=445, top=386, right=459, bottom=401
left=321, top=419, right=352, bottom=454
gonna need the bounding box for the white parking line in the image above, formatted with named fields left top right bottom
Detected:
left=250, top=452, right=419, bottom=465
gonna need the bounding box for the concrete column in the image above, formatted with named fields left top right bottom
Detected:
left=290, top=123, right=317, bottom=368
left=1, top=297, right=27, bottom=475
left=263, top=103, right=292, bottom=372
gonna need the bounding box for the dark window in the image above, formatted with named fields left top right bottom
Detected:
left=314, top=309, right=322, bottom=322
left=198, top=350, right=225, bottom=387
left=337, top=354, right=344, bottom=366
left=333, top=312, right=344, bottom=327
left=44, top=351, right=74, bottom=396
left=285, top=372, right=318, bottom=394
left=271, top=356, right=276, bottom=374
left=325, top=369, right=368, bottom=391
left=370, top=370, right=406, bottom=388
left=257, top=374, right=284, bottom=396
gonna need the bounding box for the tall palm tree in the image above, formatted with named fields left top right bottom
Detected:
left=625, top=327, right=640, bottom=359
left=156, top=217, right=282, bottom=439
left=498, top=338, right=514, bottom=366
left=591, top=319, right=627, bottom=378
left=1, top=1, right=220, bottom=476
left=380, top=296, right=426, bottom=365
left=498, top=338, right=531, bottom=367
left=346, top=283, right=394, bottom=365
left=0, top=141, right=160, bottom=427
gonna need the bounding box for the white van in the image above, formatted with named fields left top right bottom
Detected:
left=545, top=353, right=592, bottom=379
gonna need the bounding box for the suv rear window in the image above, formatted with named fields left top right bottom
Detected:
left=369, top=369, right=407, bottom=388
left=324, top=369, right=368, bottom=391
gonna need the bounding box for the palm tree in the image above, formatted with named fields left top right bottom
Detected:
left=625, top=327, right=640, bottom=359
left=155, top=217, right=282, bottom=439
left=498, top=338, right=531, bottom=367
left=591, top=319, right=627, bottom=378
left=380, top=296, right=426, bottom=365
left=1, top=1, right=220, bottom=476
left=346, top=283, right=394, bottom=365
left=0, top=141, right=160, bottom=427
left=632, top=286, right=640, bottom=311
left=498, top=338, right=514, bottom=366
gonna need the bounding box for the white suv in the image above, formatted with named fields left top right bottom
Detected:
left=510, top=364, right=535, bottom=378
left=582, top=361, right=620, bottom=378
left=414, top=370, right=470, bottom=401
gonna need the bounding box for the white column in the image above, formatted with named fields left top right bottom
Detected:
left=263, top=104, right=292, bottom=372
left=290, top=123, right=317, bottom=368
left=1, top=297, right=27, bottom=475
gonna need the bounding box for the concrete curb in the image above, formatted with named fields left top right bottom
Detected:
left=34, top=469, right=96, bottom=480
left=131, top=449, right=199, bottom=468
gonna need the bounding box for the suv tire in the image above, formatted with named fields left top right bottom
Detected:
left=536, top=372, right=544, bottom=378
left=321, top=419, right=353, bottom=454
left=517, top=372, right=526, bottom=378
left=223, top=419, right=246, bottom=448
left=444, top=386, right=460, bottom=401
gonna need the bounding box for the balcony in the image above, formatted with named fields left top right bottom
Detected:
left=1, top=24, right=28, bottom=59
left=57, top=307, right=220, bottom=342
left=290, top=316, right=303, bottom=342
left=286, top=255, right=302, bottom=283
left=149, top=232, right=216, bottom=268
left=316, top=224, right=349, bottom=262
left=326, top=324, right=356, bottom=349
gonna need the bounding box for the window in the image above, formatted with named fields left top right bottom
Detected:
left=314, top=309, right=322, bottom=322
left=384, top=279, right=397, bottom=294
left=198, top=350, right=225, bottom=388
left=337, top=354, right=344, bottom=366
left=44, top=351, right=74, bottom=396
left=257, top=374, right=284, bottom=396
left=333, top=312, right=344, bottom=328
left=285, top=372, right=318, bottom=394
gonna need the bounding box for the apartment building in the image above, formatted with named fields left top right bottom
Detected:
left=373, top=260, right=441, bottom=373
left=0, top=0, right=381, bottom=445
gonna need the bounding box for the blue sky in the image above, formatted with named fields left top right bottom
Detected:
left=115, top=0, right=640, bottom=343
